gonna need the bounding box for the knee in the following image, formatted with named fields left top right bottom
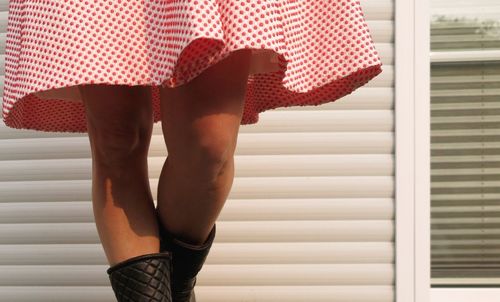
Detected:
left=170, top=132, right=236, bottom=179
left=197, top=137, right=234, bottom=173
left=87, top=122, right=150, bottom=170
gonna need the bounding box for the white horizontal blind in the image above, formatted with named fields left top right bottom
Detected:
left=431, top=2, right=500, bottom=283
left=0, top=1, right=395, bottom=301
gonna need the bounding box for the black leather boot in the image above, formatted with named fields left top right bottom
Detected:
left=155, top=208, right=217, bottom=302
left=107, top=251, right=173, bottom=302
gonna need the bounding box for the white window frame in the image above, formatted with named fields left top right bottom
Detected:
left=428, top=50, right=500, bottom=299
left=397, top=0, right=500, bottom=301
left=395, top=0, right=430, bottom=301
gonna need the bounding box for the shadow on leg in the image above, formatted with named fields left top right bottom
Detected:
left=157, top=49, right=253, bottom=245
left=156, top=48, right=253, bottom=302
left=79, top=84, right=158, bottom=266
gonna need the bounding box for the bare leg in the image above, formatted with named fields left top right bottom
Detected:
left=157, top=49, right=253, bottom=245
left=79, top=84, right=158, bottom=266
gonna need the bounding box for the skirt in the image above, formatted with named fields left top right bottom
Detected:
left=2, top=0, right=383, bottom=133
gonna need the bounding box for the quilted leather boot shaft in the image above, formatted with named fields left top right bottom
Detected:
left=107, top=251, right=173, bottom=302
left=155, top=209, right=216, bottom=302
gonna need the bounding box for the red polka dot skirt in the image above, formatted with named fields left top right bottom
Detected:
left=2, top=0, right=383, bottom=133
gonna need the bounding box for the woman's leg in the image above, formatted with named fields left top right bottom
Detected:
left=157, top=49, right=253, bottom=245
left=79, top=84, right=158, bottom=266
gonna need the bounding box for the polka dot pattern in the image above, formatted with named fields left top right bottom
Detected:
left=2, top=0, right=383, bottom=133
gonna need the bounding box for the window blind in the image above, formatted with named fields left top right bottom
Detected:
left=431, top=5, right=500, bottom=282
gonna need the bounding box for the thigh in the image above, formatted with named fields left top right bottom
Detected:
left=158, top=49, right=253, bottom=163
left=78, top=84, right=154, bottom=161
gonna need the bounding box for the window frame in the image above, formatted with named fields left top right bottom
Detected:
left=395, top=0, right=430, bottom=301
left=398, top=0, right=500, bottom=300
left=427, top=2, right=500, bottom=301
